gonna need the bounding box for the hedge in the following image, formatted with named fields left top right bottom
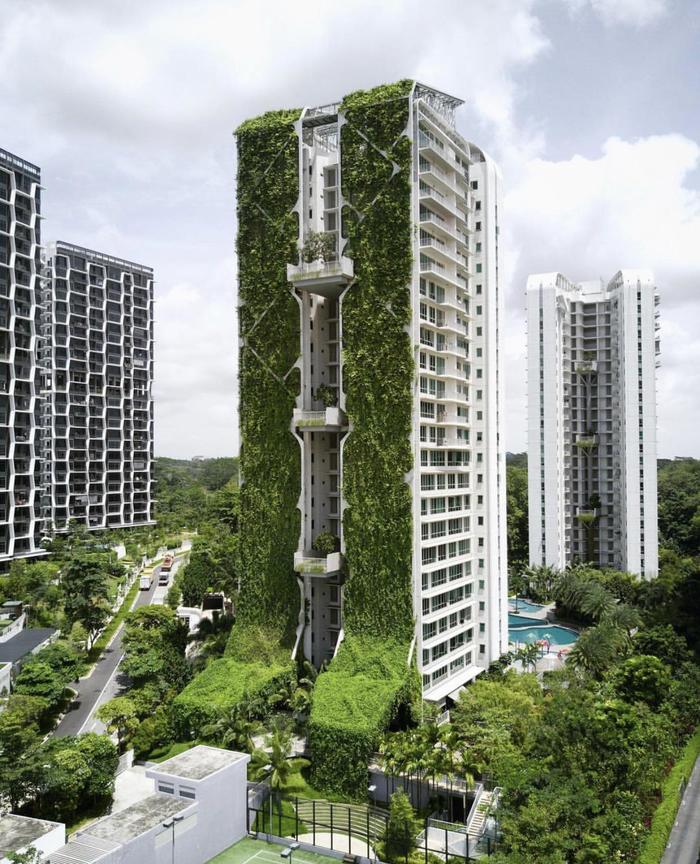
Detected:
left=171, top=656, right=294, bottom=738
left=639, top=726, right=700, bottom=864
left=308, top=636, right=418, bottom=799
left=340, top=80, right=415, bottom=641
left=236, top=107, right=302, bottom=642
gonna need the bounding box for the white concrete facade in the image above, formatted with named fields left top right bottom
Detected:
left=49, top=746, right=249, bottom=864
left=527, top=270, right=659, bottom=579
left=43, top=242, right=155, bottom=531
left=0, top=148, right=47, bottom=563
left=286, top=84, right=507, bottom=702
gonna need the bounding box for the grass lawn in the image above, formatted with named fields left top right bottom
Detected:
left=148, top=740, right=199, bottom=762
left=279, top=759, right=348, bottom=803
left=208, top=836, right=339, bottom=864
left=252, top=798, right=307, bottom=838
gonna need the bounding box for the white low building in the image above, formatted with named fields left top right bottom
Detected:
left=48, top=746, right=250, bottom=864
left=0, top=813, right=65, bottom=863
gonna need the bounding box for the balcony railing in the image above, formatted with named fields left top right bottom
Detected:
left=293, top=550, right=344, bottom=577
left=292, top=407, right=346, bottom=430
left=287, top=257, right=354, bottom=295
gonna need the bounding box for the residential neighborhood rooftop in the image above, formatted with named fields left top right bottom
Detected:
left=154, top=744, right=248, bottom=781
left=0, top=814, right=61, bottom=859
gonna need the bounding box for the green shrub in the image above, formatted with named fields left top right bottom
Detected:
left=639, top=727, right=700, bottom=864
left=340, top=81, right=415, bottom=641
left=171, top=656, right=294, bottom=738
left=308, top=636, right=417, bottom=799
left=236, top=107, right=302, bottom=642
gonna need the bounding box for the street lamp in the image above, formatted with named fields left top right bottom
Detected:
left=162, top=815, right=184, bottom=864
left=281, top=842, right=300, bottom=864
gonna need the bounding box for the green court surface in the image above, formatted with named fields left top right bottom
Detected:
left=209, top=836, right=340, bottom=864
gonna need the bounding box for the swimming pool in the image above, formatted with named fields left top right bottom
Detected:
left=508, top=598, right=547, bottom=614
left=508, top=613, right=545, bottom=627
left=509, top=624, right=579, bottom=647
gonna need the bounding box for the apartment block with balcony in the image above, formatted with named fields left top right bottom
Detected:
left=43, top=242, right=155, bottom=531
left=243, top=82, right=507, bottom=703
left=0, top=149, right=46, bottom=563
left=527, top=270, right=659, bottom=579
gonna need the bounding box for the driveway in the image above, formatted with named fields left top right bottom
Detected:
left=661, top=754, right=700, bottom=864
left=53, top=567, right=161, bottom=738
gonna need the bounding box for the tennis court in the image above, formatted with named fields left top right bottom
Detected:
left=209, top=836, right=341, bottom=864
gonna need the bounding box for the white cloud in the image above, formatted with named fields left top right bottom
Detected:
left=0, top=0, right=550, bottom=458
left=504, top=132, right=700, bottom=456
left=562, top=0, right=669, bottom=27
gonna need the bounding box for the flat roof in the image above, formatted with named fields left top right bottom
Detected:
left=0, top=628, right=56, bottom=664
left=0, top=814, right=61, bottom=858
left=51, top=240, right=153, bottom=276
left=0, top=148, right=40, bottom=177
left=153, top=745, right=247, bottom=781
left=79, top=794, right=190, bottom=846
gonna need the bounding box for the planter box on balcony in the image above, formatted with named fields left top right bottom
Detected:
left=293, top=550, right=344, bottom=576
left=293, top=407, right=346, bottom=431
left=287, top=257, right=354, bottom=297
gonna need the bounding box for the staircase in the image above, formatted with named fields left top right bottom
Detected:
left=466, top=788, right=495, bottom=838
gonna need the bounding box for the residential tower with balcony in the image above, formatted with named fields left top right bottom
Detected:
left=238, top=82, right=507, bottom=706
left=527, top=270, right=659, bottom=578
left=0, top=149, right=46, bottom=563
left=42, top=242, right=155, bottom=531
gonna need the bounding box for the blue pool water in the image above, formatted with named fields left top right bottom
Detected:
left=508, top=598, right=547, bottom=614
left=509, top=625, right=579, bottom=647
left=509, top=613, right=545, bottom=627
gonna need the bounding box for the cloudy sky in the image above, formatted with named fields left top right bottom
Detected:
left=1, top=0, right=698, bottom=458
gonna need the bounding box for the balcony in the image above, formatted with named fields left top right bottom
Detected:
left=287, top=256, right=353, bottom=298
left=293, top=406, right=346, bottom=431
left=575, top=434, right=598, bottom=450
left=575, top=508, right=598, bottom=524
left=293, top=550, right=344, bottom=577
left=575, top=360, right=598, bottom=375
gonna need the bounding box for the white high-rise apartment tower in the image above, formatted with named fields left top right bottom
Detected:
left=527, top=270, right=659, bottom=579
left=238, top=82, right=507, bottom=707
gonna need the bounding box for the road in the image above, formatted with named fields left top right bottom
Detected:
left=662, top=754, right=700, bottom=864
left=53, top=565, right=163, bottom=738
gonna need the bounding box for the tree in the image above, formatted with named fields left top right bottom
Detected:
left=61, top=556, right=111, bottom=649
left=523, top=564, right=561, bottom=603
left=566, top=624, right=626, bottom=678
left=121, top=605, right=189, bottom=693
left=383, top=790, right=419, bottom=863
left=97, top=696, right=139, bottom=752
left=0, top=696, right=47, bottom=809
left=506, top=463, right=529, bottom=574
left=632, top=624, right=693, bottom=669
left=14, top=661, right=67, bottom=713
left=612, top=655, right=671, bottom=708
left=6, top=847, right=42, bottom=864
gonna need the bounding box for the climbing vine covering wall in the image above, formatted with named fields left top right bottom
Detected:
left=340, top=80, right=415, bottom=641
left=236, top=108, right=302, bottom=642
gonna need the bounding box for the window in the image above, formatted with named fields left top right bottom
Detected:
left=475, top=201, right=481, bottom=211
left=158, top=783, right=175, bottom=795
left=471, top=181, right=478, bottom=190
left=475, top=221, right=481, bottom=231
left=179, top=786, right=196, bottom=800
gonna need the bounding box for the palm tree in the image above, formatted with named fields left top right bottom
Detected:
left=516, top=643, right=540, bottom=672
left=579, top=581, right=616, bottom=621
left=567, top=623, right=626, bottom=678
left=202, top=707, right=257, bottom=753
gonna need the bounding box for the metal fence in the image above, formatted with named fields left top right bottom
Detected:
left=247, top=794, right=500, bottom=862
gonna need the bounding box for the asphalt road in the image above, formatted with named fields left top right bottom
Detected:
left=53, top=566, right=161, bottom=738
left=661, top=754, right=700, bottom=864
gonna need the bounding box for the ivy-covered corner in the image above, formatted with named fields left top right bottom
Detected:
left=308, top=80, right=418, bottom=799
left=308, top=636, right=420, bottom=799
left=236, top=107, right=303, bottom=645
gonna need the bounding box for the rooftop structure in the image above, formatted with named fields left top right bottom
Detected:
left=0, top=813, right=65, bottom=863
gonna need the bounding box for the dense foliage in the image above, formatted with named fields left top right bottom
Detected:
left=340, top=79, right=415, bottom=640
left=506, top=460, right=528, bottom=575
left=236, top=106, right=301, bottom=642
left=308, top=636, right=418, bottom=799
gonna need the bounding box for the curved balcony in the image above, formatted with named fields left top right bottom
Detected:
left=287, top=257, right=353, bottom=298
left=294, top=550, right=344, bottom=577
left=293, top=406, right=346, bottom=431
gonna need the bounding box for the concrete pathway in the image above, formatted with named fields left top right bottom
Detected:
left=661, top=754, right=700, bottom=864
